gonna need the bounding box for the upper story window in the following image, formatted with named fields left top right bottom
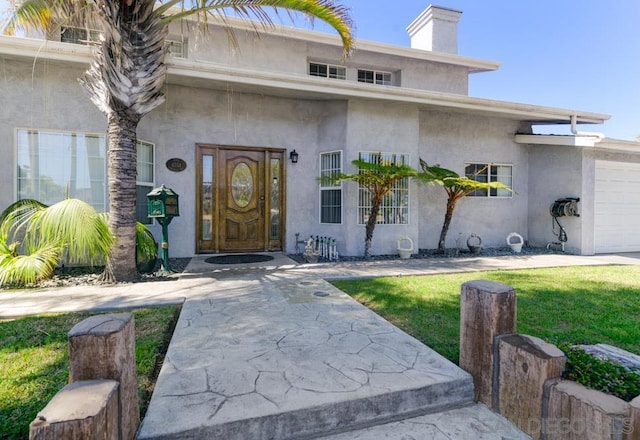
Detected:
left=357, top=69, right=392, bottom=86
left=465, top=163, right=513, bottom=197
left=319, top=151, right=342, bottom=224
left=166, top=35, right=186, bottom=58
left=60, top=26, right=100, bottom=45
left=309, top=62, right=346, bottom=80
left=358, top=152, right=409, bottom=225
left=17, top=129, right=155, bottom=223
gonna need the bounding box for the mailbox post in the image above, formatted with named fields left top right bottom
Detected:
left=147, top=185, right=179, bottom=274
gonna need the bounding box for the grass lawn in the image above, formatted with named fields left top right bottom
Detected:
left=332, top=265, right=640, bottom=363
left=0, top=305, right=180, bottom=439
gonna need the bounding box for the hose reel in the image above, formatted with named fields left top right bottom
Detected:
left=548, top=197, right=580, bottom=250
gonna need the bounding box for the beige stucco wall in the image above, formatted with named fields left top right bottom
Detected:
left=417, top=111, right=529, bottom=251
left=172, top=20, right=469, bottom=95
left=527, top=145, right=584, bottom=254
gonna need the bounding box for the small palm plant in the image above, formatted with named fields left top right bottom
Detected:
left=417, top=159, right=513, bottom=253
left=0, top=198, right=157, bottom=286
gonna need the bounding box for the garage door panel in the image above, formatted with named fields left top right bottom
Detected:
left=594, top=160, right=640, bottom=253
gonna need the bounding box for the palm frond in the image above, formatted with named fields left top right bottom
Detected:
left=30, top=198, right=113, bottom=265
left=136, top=221, right=158, bottom=263
left=0, top=244, right=61, bottom=287
left=0, top=199, right=47, bottom=244
left=3, top=0, right=98, bottom=36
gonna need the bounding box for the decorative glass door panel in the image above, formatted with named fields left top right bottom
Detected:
left=197, top=149, right=216, bottom=252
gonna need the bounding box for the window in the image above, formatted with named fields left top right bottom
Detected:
left=309, top=62, right=346, bottom=80
left=319, top=151, right=342, bottom=224
left=166, top=35, right=186, bottom=58
left=465, top=163, right=513, bottom=197
left=357, top=152, right=409, bottom=225
left=357, top=69, right=392, bottom=86
left=60, top=26, right=100, bottom=45
left=136, top=141, right=155, bottom=224
left=17, top=129, right=154, bottom=223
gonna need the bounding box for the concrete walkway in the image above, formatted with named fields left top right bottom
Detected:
left=2, top=252, right=638, bottom=438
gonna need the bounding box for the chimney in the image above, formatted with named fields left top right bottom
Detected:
left=406, top=5, right=462, bottom=54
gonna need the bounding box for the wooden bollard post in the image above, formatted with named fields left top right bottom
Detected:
left=29, top=380, right=119, bottom=440
left=460, top=280, right=516, bottom=407
left=496, top=334, right=566, bottom=439
left=68, top=313, right=139, bottom=440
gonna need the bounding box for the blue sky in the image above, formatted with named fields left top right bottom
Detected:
left=313, top=0, right=640, bottom=140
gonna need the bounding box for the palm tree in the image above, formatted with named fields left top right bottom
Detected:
left=417, top=159, right=512, bottom=253
left=331, top=154, right=417, bottom=259
left=5, top=0, right=353, bottom=281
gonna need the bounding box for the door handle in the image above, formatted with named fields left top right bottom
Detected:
left=260, top=196, right=265, bottom=215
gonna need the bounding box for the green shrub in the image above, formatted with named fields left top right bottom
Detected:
left=560, top=343, right=640, bottom=402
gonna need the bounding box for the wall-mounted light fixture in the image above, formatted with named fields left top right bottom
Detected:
left=289, top=149, right=299, bottom=164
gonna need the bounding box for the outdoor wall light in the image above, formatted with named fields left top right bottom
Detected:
left=289, top=150, right=299, bottom=164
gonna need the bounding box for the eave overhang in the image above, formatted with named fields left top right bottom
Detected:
left=0, top=35, right=610, bottom=127
left=516, top=134, right=640, bottom=153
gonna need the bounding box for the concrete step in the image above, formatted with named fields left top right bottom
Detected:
left=137, top=272, right=520, bottom=439
left=320, top=403, right=531, bottom=439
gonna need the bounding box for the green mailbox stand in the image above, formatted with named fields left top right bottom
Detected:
left=147, top=185, right=179, bottom=274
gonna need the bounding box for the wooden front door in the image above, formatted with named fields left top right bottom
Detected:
left=220, top=149, right=265, bottom=251
left=196, top=145, right=284, bottom=253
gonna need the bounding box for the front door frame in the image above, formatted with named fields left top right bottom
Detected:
left=195, top=144, right=286, bottom=254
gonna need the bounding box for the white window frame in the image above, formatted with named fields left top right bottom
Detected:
left=16, top=128, right=155, bottom=222
left=309, top=62, right=346, bottom=80
left=60, top=26, right=100, bottom=45
left=357, top=69, right=392, bottom=86
left=357, top=151, right=410, bottom=225
left=319, top=150, right=343, bottom=224
left=166, top=34, right=186, bottom=58
left=136, top=140, right=155, bottom=224
left=464, top=162, right=513, bottom=198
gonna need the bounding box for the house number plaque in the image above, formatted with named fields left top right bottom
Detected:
left=166, top=158, right=187, bottom=172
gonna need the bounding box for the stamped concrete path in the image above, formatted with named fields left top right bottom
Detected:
left=135, top=252, right=637, bottom=439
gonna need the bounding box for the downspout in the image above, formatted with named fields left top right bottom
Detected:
left=570, top=114, right=605, bottom=139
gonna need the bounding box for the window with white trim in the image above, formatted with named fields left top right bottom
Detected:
left=319, top=151, right=342, bottom=224
left=136, top=141, right=155, bottom=224
left=357, top=152, right=409, bottom=225
left=309, top=62, right=346, bottom=80
left=465, top=163, right=513, bottom=197
left=17, top=129, right=155, bottom=223
left=60, top=26, right=100, bottom=45
left=357, top=69, right=392, bottom=86
left=166, top=35, right=186, bottom=58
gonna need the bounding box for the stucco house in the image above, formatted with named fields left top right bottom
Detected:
left=1, top=4, right=639, bottom=258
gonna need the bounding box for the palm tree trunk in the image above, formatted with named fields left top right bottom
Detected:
left=100, top=113, right=139, bottom=282
left=364, top=197, right=381, bottom=259
left=438, top=197, right=458, bottom=254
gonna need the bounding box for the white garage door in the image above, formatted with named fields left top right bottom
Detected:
left=594, top=160, right=640, bottom=253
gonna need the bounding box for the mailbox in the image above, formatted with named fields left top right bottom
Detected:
left=147, top=185, right=180, bottom=219
left=146, top=185, right=179, bottom=274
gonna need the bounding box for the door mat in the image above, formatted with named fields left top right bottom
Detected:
left=205, top=254, right=274, bottom=265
